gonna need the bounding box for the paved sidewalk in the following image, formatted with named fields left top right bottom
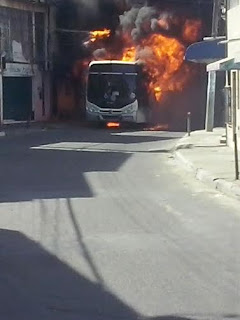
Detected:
left=174, top=127, right=240, bottom=200
left=0, top=121, right=84, bottom=137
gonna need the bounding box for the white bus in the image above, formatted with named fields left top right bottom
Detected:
left=85, top=61, right=150, bottom=124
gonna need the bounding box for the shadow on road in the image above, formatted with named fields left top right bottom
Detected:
left=0, top=228, right=138, bottom=320
left=0, top=148, right=130, bottom=202
left=0, top=128, right=183, bottom=203
left=66, top=198, right=105, bottom=287
left=1, top=227, right=232, bottom=320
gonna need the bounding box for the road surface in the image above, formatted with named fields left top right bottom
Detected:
left=0, top=127, right=239, bottom=320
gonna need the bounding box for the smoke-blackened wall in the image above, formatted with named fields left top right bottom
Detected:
left=54, top=0, right=126, bottom=76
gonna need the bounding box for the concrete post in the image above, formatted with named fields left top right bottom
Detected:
left=0, top=73, right=3, bottom=125
left=187, top=112, right=191, bottom=136
left=211, top=0, right=221, bottom=37
left=205, top=71, right=216, bottom=132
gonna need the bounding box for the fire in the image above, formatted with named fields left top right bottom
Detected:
left=154, top=87, right=162, bottom=101
left=122, top=47, right=136, bottom=62
left=76, top=11, right=202, bottom=104
left=118, top=24, right=201, bottom=102
left=182, top=19, right=202, bottom=43
left=144, top=124, right=169, bottom=131
left=90, top=29, right=111, bottom=43
left=137, top=34, right=187, bottom=101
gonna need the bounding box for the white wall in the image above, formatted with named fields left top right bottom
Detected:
left=227, top=2, right=240, bottom=147
left=227, top=2, right=240, bottom=57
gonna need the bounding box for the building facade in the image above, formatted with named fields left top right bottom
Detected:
left=225, top=0, right=240, bottom=147
left=0, top=0, right=55, bottom=123
left=206, top=0, right=240, bottom=148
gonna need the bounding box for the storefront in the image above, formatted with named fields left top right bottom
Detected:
left=0, top=63, right=51, bottom=123
left=0, top=0, right=54, bottom=124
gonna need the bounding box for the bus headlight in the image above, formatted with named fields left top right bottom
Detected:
left=123, top=105, right=135, bottom=114
left=86, top=104, right=99, bottom=113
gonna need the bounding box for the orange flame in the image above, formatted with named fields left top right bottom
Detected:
left=144, top=124, right=169, bottom=131
left=138, top=34, right=187, bottom=102
left=90, top=29, right=111, bottom=43
left=77, top=16, right=202, bottom=104
left=122, top=47, right=136, bottom=62
left=154, top=87, right=162, bottom=101
left=117, top=33, right=196, bottom=102
left=182, top=19, right=202, bottom=43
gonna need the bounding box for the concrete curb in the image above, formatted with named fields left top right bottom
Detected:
left=174, top=150, right=240, bottom=201
left=0, top=123, right=73, bottom=138
left=0, top=122, right=87, bottom=138
left=174, top=150, right=195, bottom=171
left=1, top=128, right=49, bottom=138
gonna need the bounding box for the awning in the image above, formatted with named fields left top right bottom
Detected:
left=185, top=38, right=226, bottom=64
left=206, top=57, right=240, bottom=71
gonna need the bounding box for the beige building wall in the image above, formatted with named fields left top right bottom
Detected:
left=226, top=0, right=240, bottom=147
left=0, top=0, right=53, bottom=122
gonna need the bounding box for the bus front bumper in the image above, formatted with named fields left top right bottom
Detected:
left=86, top=111, right=137, bottom=123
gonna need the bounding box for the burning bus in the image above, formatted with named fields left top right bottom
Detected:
left=85, top=60, right=151, bottom=124
left=71, top=4, right=205, bottom=129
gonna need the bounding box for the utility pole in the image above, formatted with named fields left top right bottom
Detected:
left=212, top=0, right=222, bottom=37
left=205, top=0, right=222, bottom=132
left=205, top=70, right=217, bottom=131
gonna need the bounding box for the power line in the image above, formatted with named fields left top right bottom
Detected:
left=56, top=28, right=90, bottom=34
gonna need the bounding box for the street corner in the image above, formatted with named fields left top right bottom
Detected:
left=172, top=132, right=197, bottom=152
left=174, top=142, right=194, bottom=151
left=174, top=145, right=240, bottom=201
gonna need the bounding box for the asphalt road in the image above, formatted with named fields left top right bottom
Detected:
left=0, top=127, right=240, bottom=320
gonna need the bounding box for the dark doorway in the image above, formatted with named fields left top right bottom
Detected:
left=3, top=77, right=32, bottom=121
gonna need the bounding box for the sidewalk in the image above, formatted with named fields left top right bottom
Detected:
left=174, top=127, right=240, bottom=201
left=0, top=120, right=84, bottom=137
left=0, top=122, right=48, bottom=137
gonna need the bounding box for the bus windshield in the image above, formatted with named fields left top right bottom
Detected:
left=87, top=73, right=137, bottom=109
